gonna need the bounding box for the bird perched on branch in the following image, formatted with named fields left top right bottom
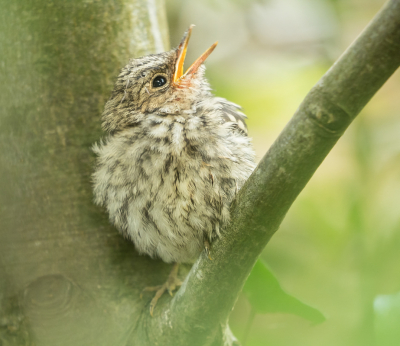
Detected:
left=92, top=25, right=255, bottom=315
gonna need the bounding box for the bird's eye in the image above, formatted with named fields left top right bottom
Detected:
left=152, top=75, right=167, bottom=88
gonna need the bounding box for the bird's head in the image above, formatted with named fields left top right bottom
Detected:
left=102, top=25, right=218, bottom=133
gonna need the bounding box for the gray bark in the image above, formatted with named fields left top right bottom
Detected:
left=1, top=0, right=400, bottom=346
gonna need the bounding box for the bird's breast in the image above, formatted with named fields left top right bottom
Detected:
left=92, top=112, right=254, bottom=262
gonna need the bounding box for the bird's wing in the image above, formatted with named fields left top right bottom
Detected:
left=216, top=98, right=249, bottom=136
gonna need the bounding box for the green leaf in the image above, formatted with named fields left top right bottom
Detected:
left=243, top=259, right=325, bottom=324
left=374, top=292, right=400, bottom=346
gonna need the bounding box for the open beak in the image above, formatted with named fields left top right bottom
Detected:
left=173, top=25, right=218, bottom=87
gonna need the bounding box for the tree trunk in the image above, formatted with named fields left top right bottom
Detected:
left=1, top=0, right=400, bottom=346
left=0, top=1, right=169, bottom=345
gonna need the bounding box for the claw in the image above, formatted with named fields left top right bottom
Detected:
left=204, top=239, right=213, bottom=260
left=141, top=263, right=181, bottom=316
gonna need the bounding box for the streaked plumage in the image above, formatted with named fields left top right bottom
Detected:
left=93, top=27, right=255, bottom=264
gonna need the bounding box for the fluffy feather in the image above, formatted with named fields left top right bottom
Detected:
left=93, top=43, right=255, bottom=263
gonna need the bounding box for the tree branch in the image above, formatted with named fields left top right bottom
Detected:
left=136, top=1, right=400, bottom=345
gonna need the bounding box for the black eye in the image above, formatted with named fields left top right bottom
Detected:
left=152, top=75, right=167, bottom=88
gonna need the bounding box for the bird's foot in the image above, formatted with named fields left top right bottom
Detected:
left=141, top=263, right=182, bottom=316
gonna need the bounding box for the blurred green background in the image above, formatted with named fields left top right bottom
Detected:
left=166, top=0, right=400, bottom=345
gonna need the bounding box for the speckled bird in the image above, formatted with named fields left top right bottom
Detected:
left=92, top=26, right=255, bottom=314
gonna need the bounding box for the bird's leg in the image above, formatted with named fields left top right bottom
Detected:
left=141, top=263, right=182, bottom=316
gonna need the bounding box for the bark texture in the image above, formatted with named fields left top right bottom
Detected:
left=0, top=1, right=169, bottom=345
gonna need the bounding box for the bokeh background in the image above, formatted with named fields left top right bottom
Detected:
left=166, top=0, right=400, bottom=345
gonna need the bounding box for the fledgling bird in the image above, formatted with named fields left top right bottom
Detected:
left=92, top=25, right=256, bottom=315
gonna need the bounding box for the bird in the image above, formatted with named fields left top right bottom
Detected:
left=92, top=25, right=256, bottom=315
